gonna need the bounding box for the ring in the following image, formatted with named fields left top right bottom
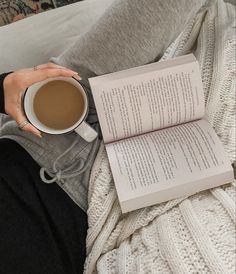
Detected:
left=18, top=120, right=29, bottom=130
left=34, top=66, right=38, bottom=71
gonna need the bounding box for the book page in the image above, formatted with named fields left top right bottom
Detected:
left=106, top=120, right=233, bottom=211
left=89, top=54, right=205, bottom=143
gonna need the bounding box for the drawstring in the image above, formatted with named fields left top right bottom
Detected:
left=40, top=168, right=62, bottom=183
left=40, top=136, right=99, bottom=184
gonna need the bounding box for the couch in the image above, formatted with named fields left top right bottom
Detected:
left=0, top=0, right=112, bottom=74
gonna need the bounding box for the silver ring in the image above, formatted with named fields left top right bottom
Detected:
left=18, top=120, right=29, bottom=130
left=34, top=66, right=38, bottom=71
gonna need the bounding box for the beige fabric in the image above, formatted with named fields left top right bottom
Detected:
left=85, top=1, right=236, bottom=273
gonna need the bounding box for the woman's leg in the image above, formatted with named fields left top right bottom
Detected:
left=51, top=0, right=205, bottom=76
left=0, top=139, right=87, bottom=274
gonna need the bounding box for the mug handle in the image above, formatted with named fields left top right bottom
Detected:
left=74, top=121, right=97, bottom=142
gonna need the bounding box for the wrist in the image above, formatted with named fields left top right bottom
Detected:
left=0, top=72, right=14, bottom=114
left=3, top=72, right=14, bottom=94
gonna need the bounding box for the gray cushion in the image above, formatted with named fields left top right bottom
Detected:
left=0, top=0, right=112, bottom=74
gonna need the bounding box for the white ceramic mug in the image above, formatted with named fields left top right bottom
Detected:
left=23, top=76, right=98, bottom=142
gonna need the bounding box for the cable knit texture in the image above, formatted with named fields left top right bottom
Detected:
left=84, top=1, right=236, bottom=273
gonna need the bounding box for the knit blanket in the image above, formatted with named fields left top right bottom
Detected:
left=84, top=1, right=236, bottom=273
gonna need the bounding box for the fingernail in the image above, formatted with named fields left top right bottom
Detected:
left=73, top=74, right=82, bottom=80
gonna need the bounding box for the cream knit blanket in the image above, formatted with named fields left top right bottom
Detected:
left=85, top=1, right=236, bottom=273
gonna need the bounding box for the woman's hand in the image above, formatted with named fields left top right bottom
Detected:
left=3, top=62, right=80, bottom=138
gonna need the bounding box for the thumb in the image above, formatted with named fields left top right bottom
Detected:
left=14, top=109, right=42, bottom=138
left=5, top=80, right=42, bottom=137
left=13, top=91, right=42, bottom=138
left=21, top=122, right=42, bottom=138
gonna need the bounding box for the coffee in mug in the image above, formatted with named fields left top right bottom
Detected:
left=23, top=76, right=97, bottom=142
left=33, top=80, right=85, bottom=130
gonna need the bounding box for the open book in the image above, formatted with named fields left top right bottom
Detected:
left=89, top=54, right=234, bottom=213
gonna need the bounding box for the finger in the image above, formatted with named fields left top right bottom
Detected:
left=11, top=105, right=42, bottom=138
left=21, top=123, right=42, bottom=138
left=36, top=62, right=73, bottom=71
left=19, top=63, right=78, bottom=74
left=25, top=68, right=81, bottom=87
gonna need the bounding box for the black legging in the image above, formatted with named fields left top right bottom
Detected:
left=0, top=139, right=87, bottom=274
